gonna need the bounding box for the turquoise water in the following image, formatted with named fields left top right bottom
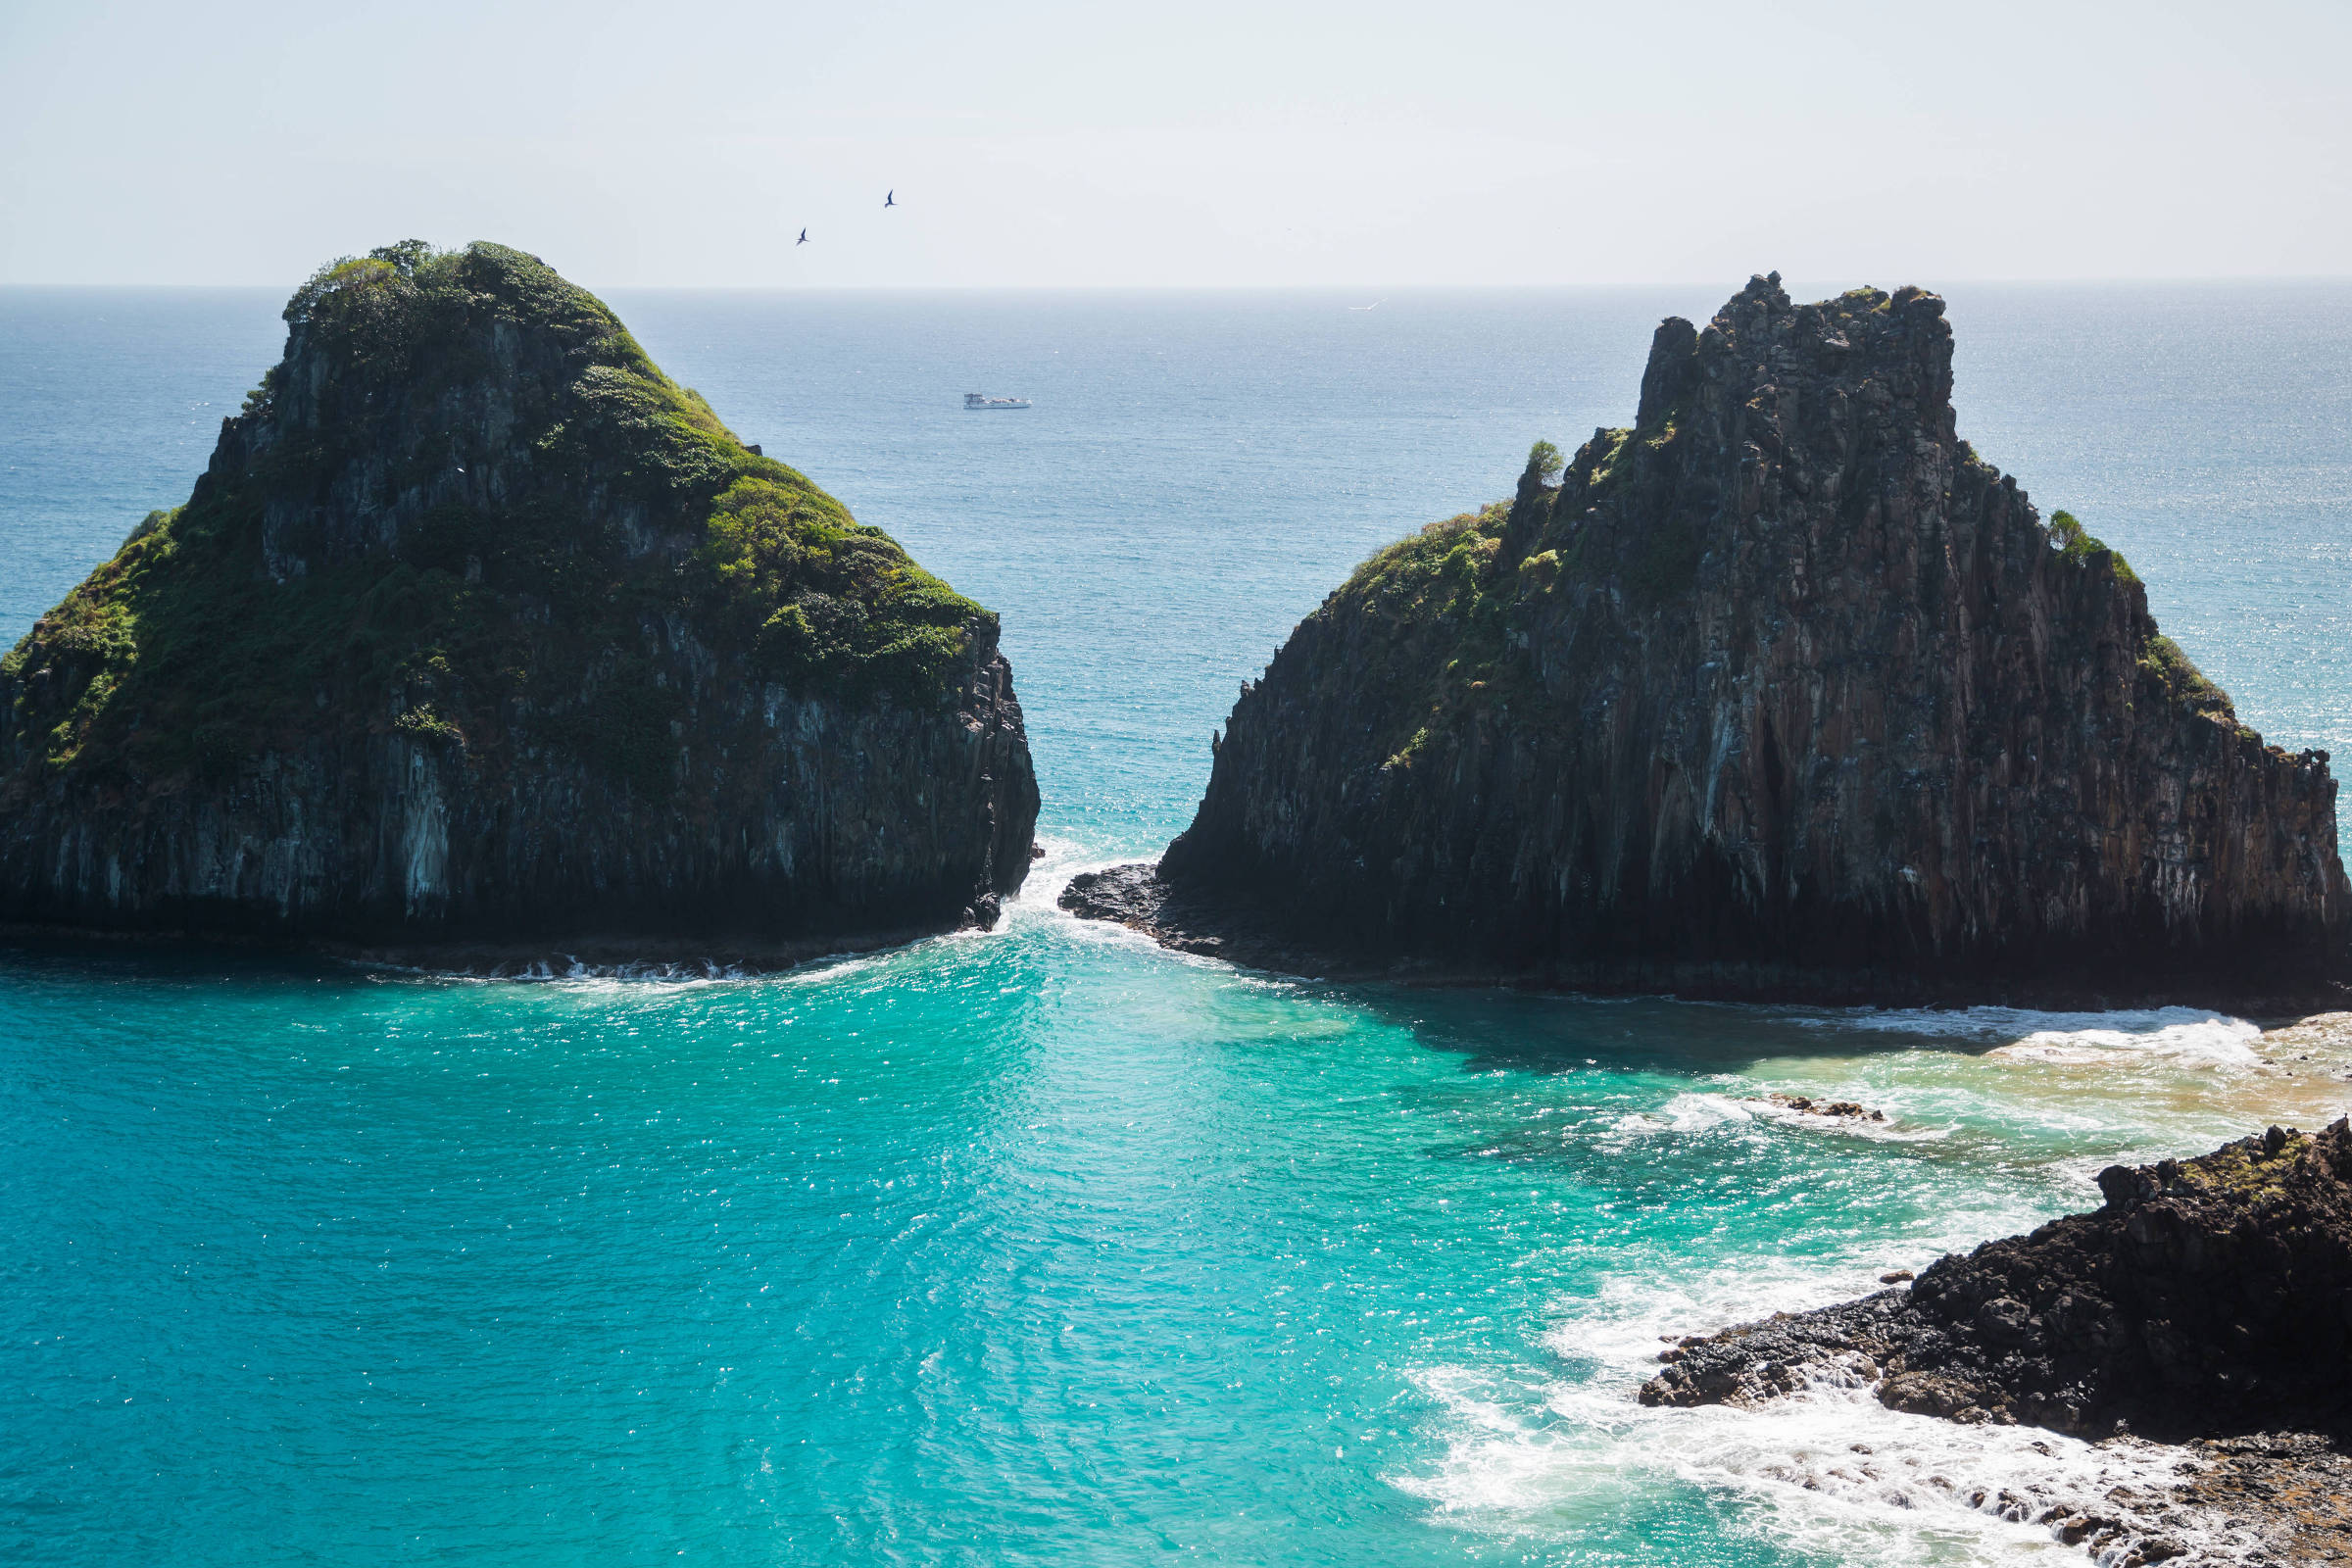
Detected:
left=4, top=283, right=2351, bottom=1564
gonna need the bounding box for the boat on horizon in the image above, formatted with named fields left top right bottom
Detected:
left=963, top=392, right=1031, bottom=411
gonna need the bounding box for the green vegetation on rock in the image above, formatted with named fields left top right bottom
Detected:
left=1328, top=502, right=1523, bottom=769
left=698, top=476, right=985, bottom=698
left=2141, top=632, right=2234, bottom=721
left=3, top=241, right=993, bottom=798
left=2172, top=1130, right=2315, bottom=1203
left=1289, top=447, right=2238, bottom=808
left=1583, top=427, right=1636, bottom=493
left=2047, top=508, right=2140, bottom=583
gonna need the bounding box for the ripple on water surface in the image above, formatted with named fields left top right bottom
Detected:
left=7, top=283, right=2352, bottom=1563
left=4, top=890, right=2344, bottom=1564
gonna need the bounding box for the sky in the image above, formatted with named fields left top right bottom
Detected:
left=2, top=0, right=2347, bottom=288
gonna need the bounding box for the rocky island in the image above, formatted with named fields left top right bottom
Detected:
left=0, top=241, right=1037, bottom=964
left=1068, top=274, right=2346, bottom=1005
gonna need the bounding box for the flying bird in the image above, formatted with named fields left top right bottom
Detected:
left=797, top=228, right=808, bottom=245
left=884, top=190, right=897, bottom=208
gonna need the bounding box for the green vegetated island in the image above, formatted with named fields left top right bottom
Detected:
left=1066, top=272, right=2347, bottom=1008
left=0, top=241, right=1037, bottom=965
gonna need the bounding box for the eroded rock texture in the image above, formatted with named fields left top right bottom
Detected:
left=1115, top=274, right=2345, bottom=1003
left=1, top=242, right=1036, bottom=956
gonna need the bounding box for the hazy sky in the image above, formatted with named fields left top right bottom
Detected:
left=3, top=0, right=2346, bottom=288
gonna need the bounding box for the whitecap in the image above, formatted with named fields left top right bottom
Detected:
left=1642, top=1091, right=1757, bottom=1132
left=1790, top=1004, right=2264, bottom=1075
left=1986, top=1014, right=2261, bottom=1068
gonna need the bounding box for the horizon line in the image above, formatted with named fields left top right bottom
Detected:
left=6, top=273, right=2352, bottom=294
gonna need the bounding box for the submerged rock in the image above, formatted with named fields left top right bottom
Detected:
left=0, top=242, right=1037, bottom=956
left=1757, top=1092, right=1884, bottom=1121
left=1074, top=273, right=2347, bottom=1004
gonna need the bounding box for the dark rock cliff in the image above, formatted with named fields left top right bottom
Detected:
left=1074, top=274, right=2345, bottom=1004
left=1, top=241, right=1036, bottom=956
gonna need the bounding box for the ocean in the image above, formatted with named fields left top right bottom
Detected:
left=2, top=279, right=2349, bottom=1564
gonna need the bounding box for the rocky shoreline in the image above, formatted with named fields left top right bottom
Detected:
left=2163, top=1436, right=2352, bottom=1565
left=1639, top=1122, right=2352, bottom=1563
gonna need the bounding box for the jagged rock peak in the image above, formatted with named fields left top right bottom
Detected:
left=1072, top=276, right=2346, bottom=1005
left=2, top=240, right=1038, bottom=959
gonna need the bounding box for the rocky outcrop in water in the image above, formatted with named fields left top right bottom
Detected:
left=1641, top=1120, right=2352, bottom=1440
left=1638, top=1121, right=2352, bottom=1565
left=1071, top=273, right=2346, bottom=1004
left=0, top=241, right=1036, bottom=958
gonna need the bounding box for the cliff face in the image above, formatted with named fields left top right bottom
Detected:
left=0, top=242, right=1036, bottom=954
left=1134, top=274, right=2345, bottom=1001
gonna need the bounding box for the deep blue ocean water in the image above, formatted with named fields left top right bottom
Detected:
left=2, top=281, right=2349, bottom=1565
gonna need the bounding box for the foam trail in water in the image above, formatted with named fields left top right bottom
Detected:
left=1608, top=1091, right=1952, bottom=1145
left=1805, top=1004, right=2263, bottom=1068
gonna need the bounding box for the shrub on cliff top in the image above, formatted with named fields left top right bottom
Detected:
left=2047, top=509, right=2140, bottom=583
